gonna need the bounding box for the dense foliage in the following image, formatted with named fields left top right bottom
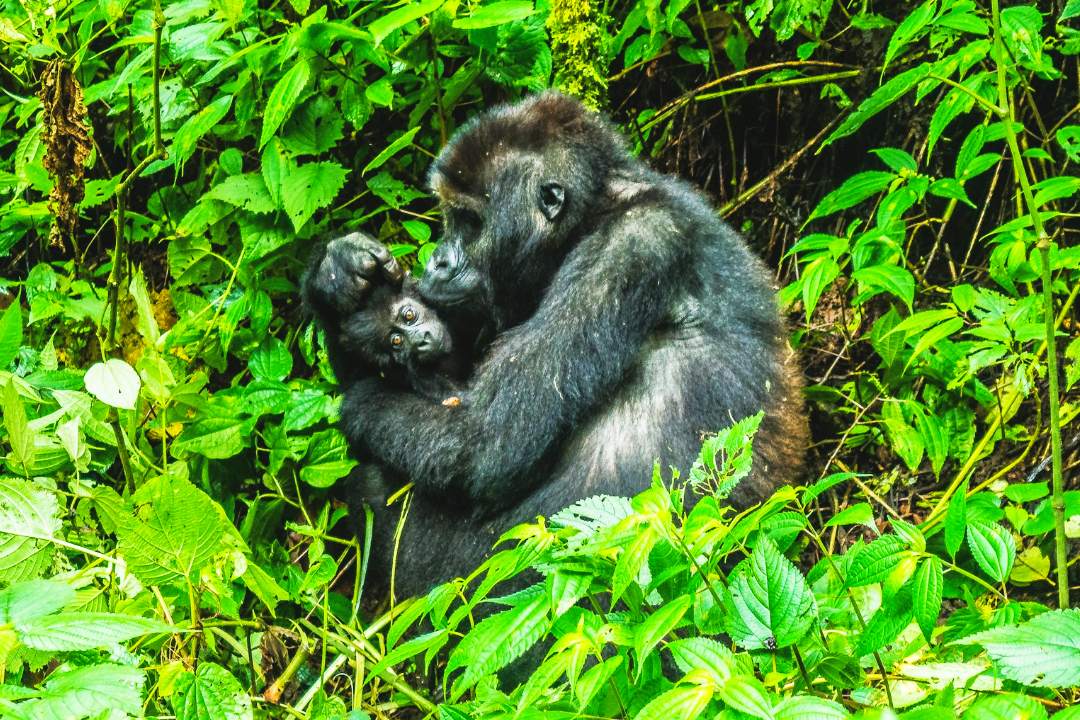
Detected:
left=0, top=0, right=1077, bottom=718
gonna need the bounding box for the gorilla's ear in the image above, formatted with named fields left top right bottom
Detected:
left=539, top=182, right=565, bottom=220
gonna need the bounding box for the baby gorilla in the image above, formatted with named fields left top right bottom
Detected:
left=338, top=278, right=464, bottom=404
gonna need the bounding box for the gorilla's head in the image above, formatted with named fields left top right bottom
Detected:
left=420, top=92, right=630, bottom=325
left=340, top=279, right=452, bottom=376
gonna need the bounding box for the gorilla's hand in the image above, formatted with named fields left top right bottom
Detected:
left=303, top=232, right=404, bottom=326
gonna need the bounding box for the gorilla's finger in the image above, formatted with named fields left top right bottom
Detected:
left=381, top=254, right=404, bottom=285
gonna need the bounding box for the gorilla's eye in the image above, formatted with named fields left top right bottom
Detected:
left=401, top=307, right=417, bottom=323
left=539, top=182, right=565, bottom=221
left=390, top=333, right=404, bottom=349
left=457, top=209, right=482, bottom=229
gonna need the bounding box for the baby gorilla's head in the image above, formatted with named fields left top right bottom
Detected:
left=340, top=280, right=452, bottom=375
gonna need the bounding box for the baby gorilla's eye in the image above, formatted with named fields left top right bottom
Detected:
left=401, top=307, right=417, bottom=323
left=390, top=333, right=404, bottom=349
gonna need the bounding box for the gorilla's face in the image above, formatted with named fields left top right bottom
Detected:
left=342, top=285, right=452, bottom=373
left=420, top=153, right=571, bottom=323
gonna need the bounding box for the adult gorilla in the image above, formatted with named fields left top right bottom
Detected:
left=304, top=92, right=806, bottom=598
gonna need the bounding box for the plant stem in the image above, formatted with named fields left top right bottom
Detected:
left=989, top=0, right=1069, bottom=610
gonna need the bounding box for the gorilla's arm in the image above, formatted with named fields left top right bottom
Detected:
left=342, top=210, right=688, bottom=509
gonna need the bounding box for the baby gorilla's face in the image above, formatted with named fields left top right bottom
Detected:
left=386, top=296, right=452, bottom=367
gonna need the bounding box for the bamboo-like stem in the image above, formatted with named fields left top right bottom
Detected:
left=988, top=0, right=1068, bottom=610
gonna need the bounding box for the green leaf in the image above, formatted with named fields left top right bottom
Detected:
left=962, top=610, right=1080, bottom=687
left=369, top=0, right=444, bottom=46
left=857, top=587, right=914, bottom=655
left=204, top=173, right=276, bottom=214
left=825, top=502, right=874, bottom=529
left=906, top=317, right=964, bottom=370
left=0, top=478, right=60, bottom=582
left=914, top=410, right=948, bottom=478
left=800, top=255, right=839, bottom=321
left=806, top=171, right=896, bottom=223
left=260, top=61, right=311, bottom=149
left=546, top=570, right=592, bottom=616
left=724, top=536, right=816, bottom=649
left=871, top=147, right=917, bottom=172
left=0, top=580, right=74, bottom=624
left=115, top=475, right=239, bottom=586
left=261, top=139, right=288, bottom=208
left=574, top=655, right=622, bottom=709
left=774, top=696, right=849, bottom=719
left=363, top=126, right=420, bottom=175
left=84, top=358, right=141, bottom=410
left=717, top=675, right=772, bottom=720
left=300, top=429, right=357, bottom=488
left=944, top=480, right=968, bottom=558
left=966, top=522, right=1015, bottom=582
left=367, top=629, right=449, bottom=680
left=1032, top=175, right=1080, bottom=207
left=173, top=416, right=249, bottom=459
left=445, top=590, right=548, bottom=699
left=18, top=613, right=169, bottom=651
left=19, top=664, right=145, bottom=720
left=453, top=1, right=534, bottom=30
left=611, top=525, right=655, bottom=605
left=2, top=380, right=34, bottom=473
left=172, top=662, right=253, bottom=720
left=173, top=95, right=233, bottom=174
left=883, top=0, right=936, bottom=71
left=964, top=694, right=1047, bottom=720
left=248, top=337, right=292, bottom=382
left=282, top=161, right=349, bottom=232
left=824, top=63, right=932, bottom=146
left=667, top=637, right=736, bottom=686
left=852, top=265, right=914, bottom=309
left=630, top=681, right=713, bottom=720
left=928, top=178, right=975, bottom=208
left=635, top=595, right=692, bottom=667
left=0, top=301, right=22, bottom=369
left=846, top=534, right=909, bottom=587
left=912, top=556, right=942, bottom=642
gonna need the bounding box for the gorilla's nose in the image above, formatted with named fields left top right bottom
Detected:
left=425, top=243, right=459, bottom=285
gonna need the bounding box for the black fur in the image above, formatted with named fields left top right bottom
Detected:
left=305, top=92, right=807, bottom=599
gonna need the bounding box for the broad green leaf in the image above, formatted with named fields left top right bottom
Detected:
left=300, top=429, right=356, bottom=488
left=943, top=479, right=968, bottom=558
left=871, top=147, right=916, bottom=172
left=172, top=662, right=253, bottom=720
left=18, top=613, right=169, bottom=651
left=852, top=264, right=914, bottom=309
left=630, top=681, right=712, bottom=720
left=846, top=534, right=909, bottom=587
left=19, top=664, right=145, bottom=720
left=634, top=595, right=692, bottom=667
left=963, top=610, right=1080, bottom=687
left=0, top=580, right=74, bottom=624
left=445, top=590, right=548, bottom=699
left=367, top=630, right=449, bottom=680
left=825, top=502, right=874, bottom=529
left=2, top=380, right=33, bottom=473
left=115, top=475, right=240, bottom=586
left=611, top=525, right=655, bottom=605
left=369, top=0, right=444, bottom=46
left=927, top=80, right=977, bottom=155
left=774, top=695, right=849, bottom=719
left=928, top=178, right=975, bottom=208
left=806, top=170, right=896, bottom=223
left=0, top=478, right=60, bottom=582
left=966, top=522, right=1015, bottom=582
left=453, top=1, right=534, bottom=30
left=870, top=308, right=903, bottom=366
left=724, top=536, right=816, bottom=649
left=1032, top=176, right=1080, bottom=207
left=667, top=637, right=736, bottom=686
left=261, top=139, right=288, bottom=208
left=248, top=337, right=292, bottom=382
left=574, top=655, right=622, bottom=709
left=0, top=301, right=22, bottom=369
left=363, top=126, right=420, bottom=175
left=260, top=62, right=311, bottom=149
left=964, top=694, right=1047, bottom=720
left=204, top=173, right=275, bottom=214
left=800, top=255, right=839, bottom=321
left=717, top=675, right=772, bottom=720
left=912, top=556, right=943, bottom=642
left=906, top=317, right=964, bottom=370
left=84, top=358, right=141, bottom=410
left=282, top=161, right=349, bottom=232
left=883, top=0, right=935, bottom=71
left=914, top=411, right=948, bottom=478
left=546, top=570, right=592, bottom=616
left=173, top=416, right=249, bottom=459
left=174, top=95, right=233, bottom=174
left=282, top=388, right=335, bottom=432
left=857, top=587, right=914, bottom=655
left=886, top=307, right=958, bottom=338
left=824, top=63, right=932, bottom=146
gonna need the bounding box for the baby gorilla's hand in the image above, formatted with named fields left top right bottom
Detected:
left=441, top=396, right=463, bottom=408
left=305, top=232, right=403, bottom=322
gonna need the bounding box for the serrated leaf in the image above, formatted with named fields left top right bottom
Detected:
left=857, top=587, right=914, bottom=656
left=363, top=126, right=420, bottom=175
left=260, top=139, right=288, bottom=208
left=260, top=61, right=311, bottom=149
left=18, top=613, right=169, bottom=651
left=883, top=0, right=936, bottom=71
left=667, top=637, right=736, bottom=686
left=824, top=63, right=932, bottom=146
left=173, top=95, right=233, bottom=175
left=962, top=609, right=1080, bottom=688
left=2, top=380, right=33, bottom=473
left=914, top=411, right=948, bottom=478
left=173, top=416, right=249, bottom=459
left=367, top=630, right=449, bottom=680
left=611, top=525, right=655, bottom=605
left=0, top=478, right=59, bottom=582
left=965, top=694, right=1047, bottom=720
left=369, top=0, right=444, bottom=46
left=807, top=170, right=896, bottom=223
left=453, top=1, right=534, bottom=30
left=966, top=522, right=1015, bottom=582
left=774, top=695, right=849, bottom=719
left=846, top=534, right=909, bottom=587
left=871, top=147, right=916, bottom=172
left=826, top=502, right=874, bottom=529
left=800, top=255, right=839, bottom=321
left=724, top=536, right=816, bottom=649
left=0, top=580, right=74, bottom=624
left=717, top=675, right=772, bottom=720
left=172, top=662, right=252, bottom=720
left=1032, top=176, right=1080, bottom=207
left=20, top=663, right=144, bottom=720
left=204, top=173, right=275, bottom=214
left=635, top=595, right=692, bottom=667
left=852, top=264, right=914, bottom=309
left=912, top=556, right=942, bottom=642
left=282, top=161, right=348, bottom=232
left=446, top=591, right=548, bottom=700
left=0, top=301, right=22, bottom=369
left=84, top=359, right=141, bottom=410
left=630, top=682, right=712, bottom=720
left=944, top=479, right=968, bottom=558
